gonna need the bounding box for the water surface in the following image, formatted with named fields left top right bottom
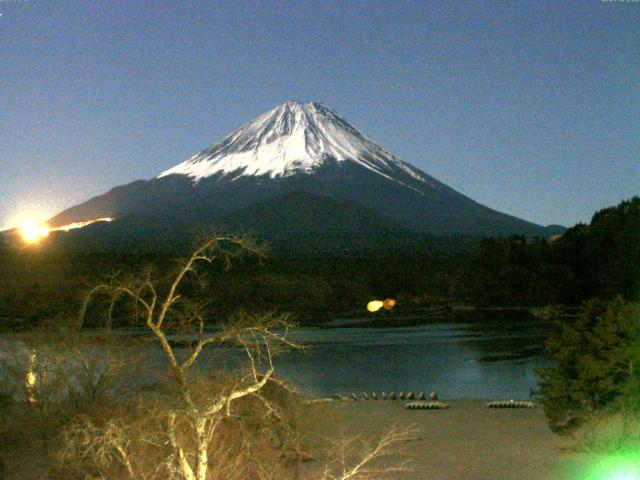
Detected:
left=271, top=318, right=549, bottom=399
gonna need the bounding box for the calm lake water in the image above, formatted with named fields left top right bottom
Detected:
left=1, top=312, right=551, bottom=401
left=269, top=317, right=550, bottom=400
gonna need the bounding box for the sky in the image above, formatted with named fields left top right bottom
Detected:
left=1, top=0, right=638, bottom=229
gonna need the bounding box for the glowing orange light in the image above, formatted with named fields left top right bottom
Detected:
left=19, top=221, right=50, bottom=244
left=26, top=350, right=37, bottom=403
left=383, top=299, right=397, bottom=310
left=55, top=217, right=113, bottom=231
left=367, top=300, right=384, bottom=312
left=14, top=216, right=114, bottom=244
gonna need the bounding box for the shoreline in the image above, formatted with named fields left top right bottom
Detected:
left=307, top=399, right=580, bottom=479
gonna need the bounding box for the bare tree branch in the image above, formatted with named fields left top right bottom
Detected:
left=74, top=234, right=298, bottom=480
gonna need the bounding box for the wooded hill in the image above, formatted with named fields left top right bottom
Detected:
left=0, top=197, right=637, bottom=326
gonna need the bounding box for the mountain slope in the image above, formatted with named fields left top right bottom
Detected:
left=220, top=190, right=414, bottom=254
left=49, top=101, right=562, bottom=247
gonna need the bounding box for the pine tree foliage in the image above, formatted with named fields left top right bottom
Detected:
left=537, top=297, right=640, bottom=434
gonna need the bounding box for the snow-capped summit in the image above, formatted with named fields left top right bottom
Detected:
left=48, top=101, right=562, bottom=245
left=158, top=101, right=424, bottom=186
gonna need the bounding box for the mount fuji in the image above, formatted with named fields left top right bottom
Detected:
left=48, top=101, right=562, bottom=252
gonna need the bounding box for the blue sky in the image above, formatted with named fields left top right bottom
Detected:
left=1, top=0, right=638, bottom=229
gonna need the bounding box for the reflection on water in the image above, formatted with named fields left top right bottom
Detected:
left=270, top=318, right=550, bottom=399
left=2, top=313, right=551, bottom=401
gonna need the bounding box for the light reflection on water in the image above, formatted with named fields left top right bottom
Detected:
left=1, top=317, right=551, bottom=401
left=265, top=321, right=550, bottom=399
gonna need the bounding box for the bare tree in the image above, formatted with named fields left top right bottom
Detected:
left=316, top=425, right=418, bottom=480
left=0, top=324, right=142, bottom=478
left=57, top=234, right=419, bottom=480
left=75, top=235, right=302, bottom=480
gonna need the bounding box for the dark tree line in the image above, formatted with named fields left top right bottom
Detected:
left=531, top=197, right=640, bottom=435
left=458, top=196, right=640, bottom=306
left=1, top=197, right=638, bottom=327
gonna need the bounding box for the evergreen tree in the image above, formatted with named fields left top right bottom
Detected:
left=536, top=297, right=640, bottom=434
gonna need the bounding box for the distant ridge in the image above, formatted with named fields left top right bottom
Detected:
left=48, top=101, right=564, bottom=252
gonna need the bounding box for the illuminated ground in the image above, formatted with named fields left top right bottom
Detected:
left=307, top=400, right=583, bottom=480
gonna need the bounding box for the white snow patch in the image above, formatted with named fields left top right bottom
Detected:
left=158, top=101, right=434, bottom=193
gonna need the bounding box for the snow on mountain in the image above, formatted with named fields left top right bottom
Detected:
left=158, top=101, right=434, bottom=191
left=47, top=100, right=561, bottom=243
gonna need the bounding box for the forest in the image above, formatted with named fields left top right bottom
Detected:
left=1, top=197, right=638, bottom=326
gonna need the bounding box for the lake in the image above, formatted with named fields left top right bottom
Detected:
left=270, top=316, right=550, bottom=400
left=0, top=312, right=551, bottom=401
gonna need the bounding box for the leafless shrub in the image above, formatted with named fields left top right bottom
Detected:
left=1, top=234, right=417, bottom=480
left=0, top=326, right=143, bottom=478
left=315, top=425, right=418, bottom=480
left=71, top=235, right=308, bottom=480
